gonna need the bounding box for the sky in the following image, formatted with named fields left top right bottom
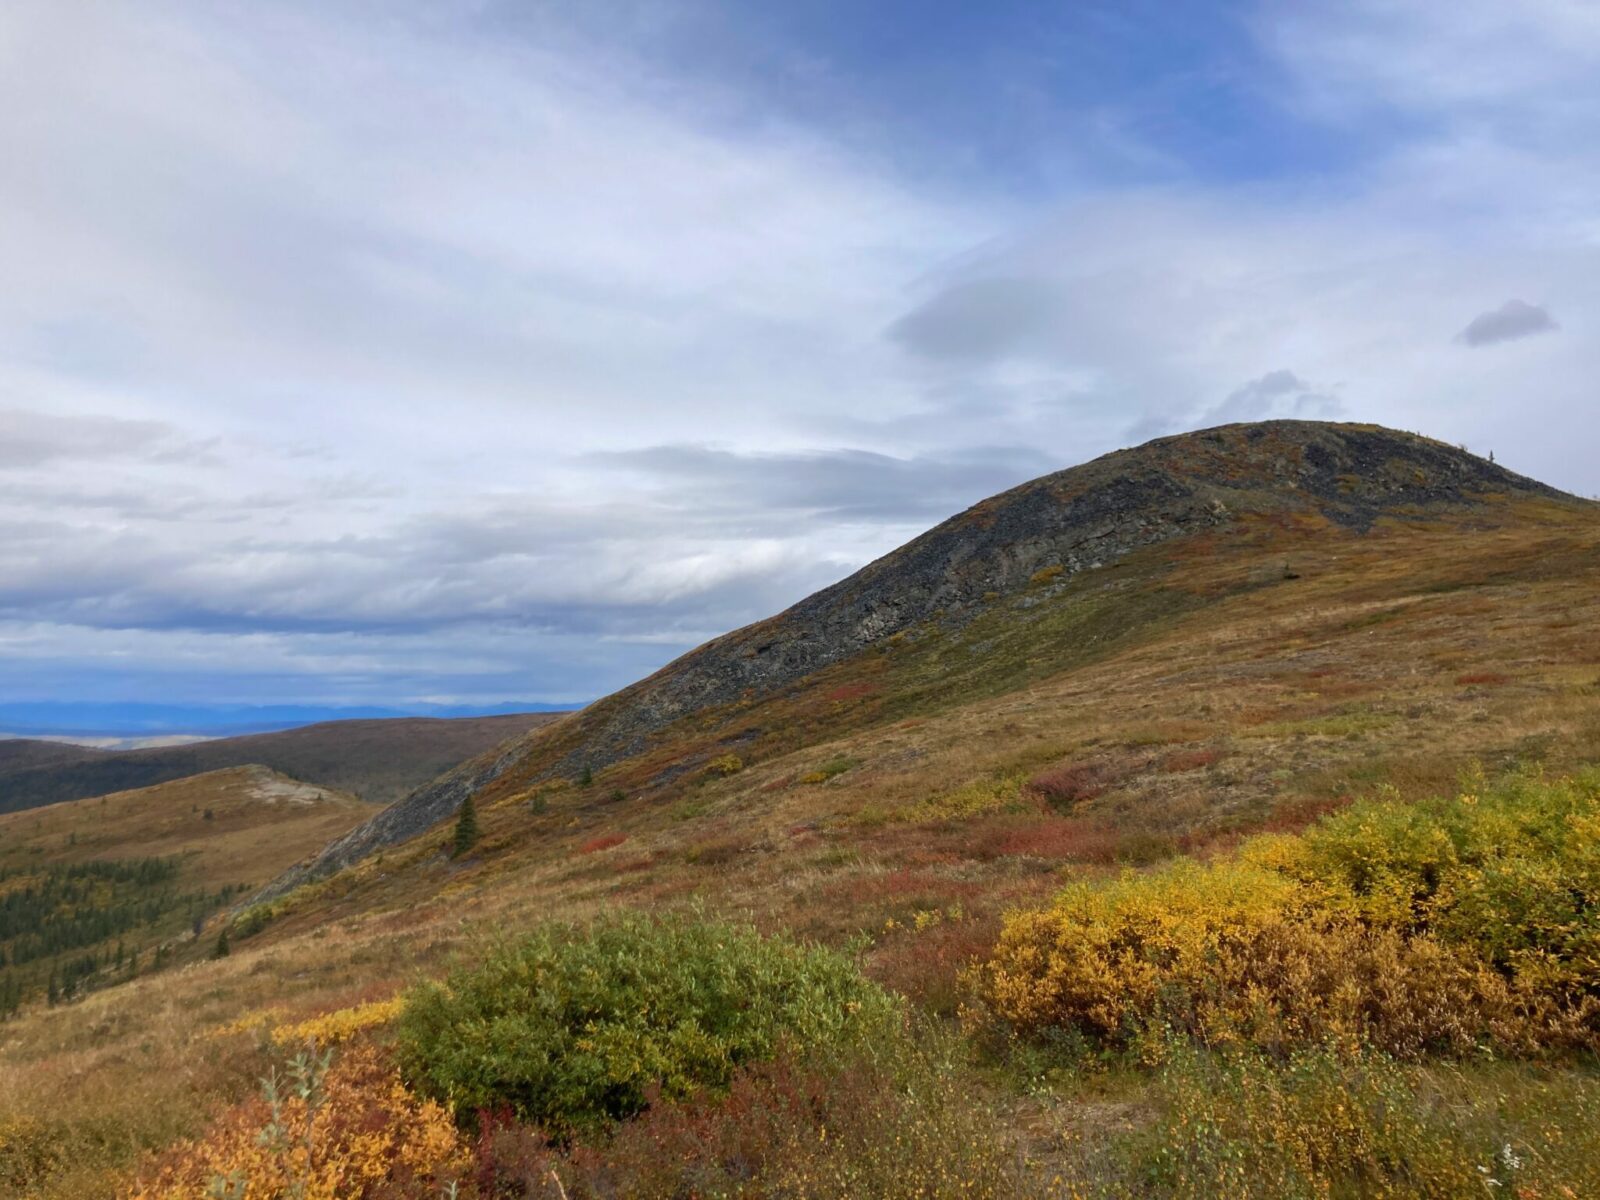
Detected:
left=2, top=0, right=1597, bottom=720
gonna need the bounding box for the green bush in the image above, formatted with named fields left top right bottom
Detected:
left=395, top=910, right=901, bottom=1135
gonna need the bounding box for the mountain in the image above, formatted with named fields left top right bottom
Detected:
left=260, top=420, right=1581, bottom=896
left=0, top=712, right=565, bottom=815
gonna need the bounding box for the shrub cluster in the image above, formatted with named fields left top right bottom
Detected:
left=977, top=769, right=1600, bottom=1055
left=395, top=910, right=902, bottom=1135
left=122, top=1042, right=469, bottom=1200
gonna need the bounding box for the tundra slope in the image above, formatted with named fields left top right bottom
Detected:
left=260, top=420, right=1573, bottom=899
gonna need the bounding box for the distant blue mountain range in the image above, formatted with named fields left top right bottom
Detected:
left=0, top=700, right=577, bottom=738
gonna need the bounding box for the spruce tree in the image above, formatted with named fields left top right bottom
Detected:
left=452, top=794, right=479, bottom=858
left=212, top=927, right=230, bottom=959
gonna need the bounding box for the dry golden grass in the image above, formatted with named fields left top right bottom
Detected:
left=0, top=765, right=374, bottom=892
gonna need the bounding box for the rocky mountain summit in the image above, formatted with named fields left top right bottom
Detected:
left=259, top=420, right=1572, bottom=898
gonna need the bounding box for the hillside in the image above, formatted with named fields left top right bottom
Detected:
left=0, top=712, right=565, bottom=816
left=8, top=419, right=1600, bottom=1198
left=0, top=739, right=102, bottom=775
left=265, top=420, right=1574, bottom=894
left=0, top=766, right=373, bottom=1017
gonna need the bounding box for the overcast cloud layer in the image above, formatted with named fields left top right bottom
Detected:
left=2, top=0, right=1597, bottom=711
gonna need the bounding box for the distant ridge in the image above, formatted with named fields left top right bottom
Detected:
left=260, top=420, right=1582, bottom=898
left=0, top=712, right=566, bottom=815
left=0, top=700, right=575, bottom=740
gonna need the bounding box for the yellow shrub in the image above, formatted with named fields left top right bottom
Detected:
left=270, top=997, right=406, bottom=1047
left=976, top=860, right=1520, bottom=1055
left=121, top=1043, right=467, bottom=1200
left=981, top=862, right=1298, bottom=1036
left=980, top=771, right=1600, bottom=1057
left=209, top=1006, right=287, bottom=1041
left=918, top=773, right=1023, bottom=822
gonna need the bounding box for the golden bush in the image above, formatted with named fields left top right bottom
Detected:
left=976, top=860, right=1515, bottom=1054
left=977, top=770, right=1600, bottom=1057
left=269, top=997, right=405, bottom=1048
left=121, top=1043, right=468, bottom=1200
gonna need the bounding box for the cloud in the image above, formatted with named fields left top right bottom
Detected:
left=586, top=443, right=1060, bottom=521
left=1262, top=0, right=1600, bottom=126
left=1206, top=370, right=1343, bottom=424
left=1457, top=299, right=1560, bottom=347
left=2, top=0, right=1600, bottom=711
left=0, top=408, right=210, bottom=468
left=887, top=277, right=1067, bottom=362
left=0, top=0, right=992, bottom=705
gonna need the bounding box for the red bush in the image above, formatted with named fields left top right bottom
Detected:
left=987, top=817, right=1123, bottom=863
left=1027, top=762, right=1110, bottom=806
left=822, top=682, right=878, bottom=702
left=1162, top=747, right=1220, bottom=773
left=577, top=833, right=627, bottom=854
left=868, top=915, right=1001, bottom=1016
left=1259, top=794, right=1352, bottom=834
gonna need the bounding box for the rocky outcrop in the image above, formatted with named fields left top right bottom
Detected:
left=252, top=732, right=535, bottom=902
left=257, top=420, right=1571, bottom=899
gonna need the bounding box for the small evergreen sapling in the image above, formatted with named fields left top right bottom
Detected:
left=452, top=794, right=479, bottom=858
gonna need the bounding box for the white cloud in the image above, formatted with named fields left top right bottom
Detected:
left=0, top=408, right=211, bottom=467
left=1205, top=370, right=1342, bottom=425
left=0, top=0, right=997, bottom=703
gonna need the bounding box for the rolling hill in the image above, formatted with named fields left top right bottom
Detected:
left=0, top=738, right=102, bottom=776
left=0, top=765, right=374, bottom=1017
left=0, top=712, right=565, bottom=816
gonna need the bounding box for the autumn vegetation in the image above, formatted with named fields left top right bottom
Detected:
left=4, top=477, right=1600, bottom=1196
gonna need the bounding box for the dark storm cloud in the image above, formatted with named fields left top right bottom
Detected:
left=1457, top=300, right=1559, bottom=347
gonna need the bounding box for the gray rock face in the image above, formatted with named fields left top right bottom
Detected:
left=256, top=420, right=1569, bottom=900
